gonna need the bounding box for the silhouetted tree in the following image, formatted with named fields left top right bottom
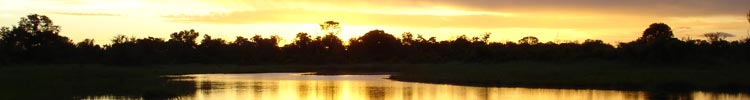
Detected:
left=639, top=23, right=675, bottom=42
left=228, top=36, right=256, bottom=64
left=166, top=29, right=200, bottom=63
left=293, top=32, right=313, bottom=47
left=104, top=35, right=168, bottom=65
left=169, top=29, right=200, bottom=45
left=282, top=32, right=346, bottom=64
left=0, top=27, right=9, bottom=64
left=282, top=32, right=316, bottom=63
left=321, top=21, right=341, bottom=35
left=703, top=32, right=734, bottom=44
left=250, top=35, right=281, bottom=64
left=318, top=33, right=346, bottom=63
left=398, top=32, right=442, bottom=63
left=0, top=14, right=75, bottom=63
left=449, top=35, right=474, bottom=61
left=580, top=39, right=616, bottom=59
left=134, top=37, right=169, bottom=64
left=310, top=21, right=348, bottom=63
left=197, top=34, right=228, bottom=63
left=349, top=30, right=401, bottom=62
left=111, top=34, right=133, bottom=44
left=620, top=23, right=685, bottom=63
left=519, top=36, right=539, bottom=45
left=75, top=39, right=103, bottom=63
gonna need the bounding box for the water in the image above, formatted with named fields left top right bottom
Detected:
left=85, top=73, right=750, bottom=100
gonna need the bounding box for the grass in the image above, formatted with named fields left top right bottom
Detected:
left=1, top=62, right=749, bottom=99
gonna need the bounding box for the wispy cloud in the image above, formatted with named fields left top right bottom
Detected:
left=202, top=0, right=750, bottom=17
left=51, top=12, right=121, bottom=16
left=162, top=8, right=651, bottom=30
left=432, top=0, right=750, bottom=17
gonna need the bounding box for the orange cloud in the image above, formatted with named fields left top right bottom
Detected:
left=162, top=9, right=654, bottom=29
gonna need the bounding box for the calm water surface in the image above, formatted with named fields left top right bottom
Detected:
left=87, top=73, right=750, bottom=100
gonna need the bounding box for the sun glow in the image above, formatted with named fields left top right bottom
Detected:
left=1, top=0, right=748, bottom=45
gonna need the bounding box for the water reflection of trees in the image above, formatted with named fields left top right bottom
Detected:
left=173, top=74, right=730, bottom=100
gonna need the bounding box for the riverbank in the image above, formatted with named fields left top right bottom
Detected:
left=389, top=62, right=750, bottom=92
left=1, top=62, right=749, bottom=99
left=0, top=64, right=408, bottom=99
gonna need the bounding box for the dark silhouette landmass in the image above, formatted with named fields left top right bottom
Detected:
left=2, top=14, right=750, bottom=100
left=1, top=14, right=749, bottom=65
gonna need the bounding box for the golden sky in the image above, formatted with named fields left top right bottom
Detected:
left=1, top=0, right=749, bottom=45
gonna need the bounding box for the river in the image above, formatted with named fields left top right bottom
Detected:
left=86, top=73, right=746, bottom=100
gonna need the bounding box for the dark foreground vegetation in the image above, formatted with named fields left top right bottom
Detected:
left=1, top=14, right=749, bottom=99
left=390, top=62, right=750, bottom=91
left=2, top=14, right=749, bottom=65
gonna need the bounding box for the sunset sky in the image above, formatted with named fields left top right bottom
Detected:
left=1, top=0, right=749, bottom=45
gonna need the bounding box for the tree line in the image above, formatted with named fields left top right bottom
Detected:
left=1, top=14, right=749, bottom=65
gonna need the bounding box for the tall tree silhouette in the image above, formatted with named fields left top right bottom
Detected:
left=318, top=21, right=346, bottom=63
left=639, top=23, right=675, bottom=42
left=349, top=30, right=401, bottom=62
left=321, top=21, right=341, bottom=35
left=0, top=14, right=74, bottom=63
left=250, top=35, right=281, bottom=64
left=620, top=23, right=684, bottom=62
left=167, top=29, right=199, bottom=63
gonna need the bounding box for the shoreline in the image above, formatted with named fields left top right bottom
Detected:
left=2, top=62, right=750, bottom=99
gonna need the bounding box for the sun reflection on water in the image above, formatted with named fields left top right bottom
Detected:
left=90, top=73, right=750, bottom=100
left=176, top=73, right=653, bottom=100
